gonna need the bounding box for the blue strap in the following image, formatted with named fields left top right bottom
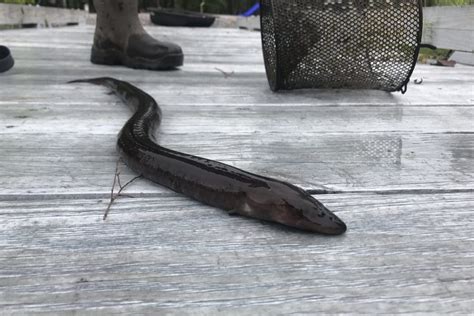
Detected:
left=241, top=3, right=260, bottom=17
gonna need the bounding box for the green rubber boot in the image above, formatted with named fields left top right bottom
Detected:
left=91, top=0, right=183, bottom=70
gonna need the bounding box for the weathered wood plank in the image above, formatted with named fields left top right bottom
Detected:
left=0, top=131, right=472, bottom=194
left=450, top=51, right=474, bottom=66
left=237, top=15, right=260, bottom=31
left=0, top=193, right=473, bottom=314
left=1, top=101, right=473, bottom=134
left=1, top=69, right=473, bottom=107
left=0, top=3, right=87, bottom=27
left=423, top=5, right=474, bottom=52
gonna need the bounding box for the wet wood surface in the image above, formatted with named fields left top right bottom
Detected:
left=0, top=26, right=473, bottom=314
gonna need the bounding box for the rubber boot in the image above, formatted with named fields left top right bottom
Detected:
left=91, top=0, right=183, bottom=70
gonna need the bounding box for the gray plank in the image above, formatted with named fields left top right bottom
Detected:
left=1, top=100, right=473, bottom=134
left=0, top=193, right=473, bottom=314
left=0, top=131, right=472, bottom=194
left=1, top=69, right=473, bottom=108
left=451, top=51, right=474, bottom=66
left=0, top=3, right=87, bottom=26
left=423, top=5, right=474, bottom=52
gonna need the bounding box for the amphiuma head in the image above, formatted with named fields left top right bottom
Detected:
left=244, top=181, right=347, bottom=235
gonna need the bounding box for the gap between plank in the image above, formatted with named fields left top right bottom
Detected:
left=307, top=188, right=474, bottom=195
left=0, top=188, right=473, bottom=201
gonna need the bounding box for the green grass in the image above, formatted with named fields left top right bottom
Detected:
left=418, top=47, right=452, bottom=62
left=0, top=0, right=35, bottom=4
left=423, top=0, right=473, bottom=5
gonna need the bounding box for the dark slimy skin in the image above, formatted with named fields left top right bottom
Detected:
left=69, top=77, right=347, bottom=235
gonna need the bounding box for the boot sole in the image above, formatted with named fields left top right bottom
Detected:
left=91, top=46, right=183, bottom=70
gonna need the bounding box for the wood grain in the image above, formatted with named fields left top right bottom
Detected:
left=0, top=131, right=472, bottom=195
left=0, top=193, right=473, bottom=314
left=0, top=25, right=473, bottom=314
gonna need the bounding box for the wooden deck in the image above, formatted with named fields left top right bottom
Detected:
left=0, top=25, right=473, bottom=314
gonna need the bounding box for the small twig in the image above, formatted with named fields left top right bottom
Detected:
left=118, top=175, right=142, bottom=193
left=103, top=159, right=142, bottom=220
left=214, top=67, right=235, bottom=79
left=108, top=159, right=120, bottom=203
left=117, top=170, right=123, bottom=189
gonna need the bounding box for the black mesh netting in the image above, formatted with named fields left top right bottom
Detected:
left=260, top=0, right=422, bottom=93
